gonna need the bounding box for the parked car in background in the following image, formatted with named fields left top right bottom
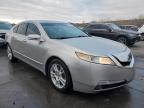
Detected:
left=138, top=25, right=144, bottom=40
left=119, top=25, right=139, bottom=31
left=6, top=20, right=134, bottom=93
left=0, top=22, right=12, bottom=46
left=83, top=23, right=140, bottom=46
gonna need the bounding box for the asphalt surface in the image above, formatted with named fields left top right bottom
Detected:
left=0, top=42, right=144, bottom=108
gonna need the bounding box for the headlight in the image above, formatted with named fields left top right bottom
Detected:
left=76, top=52, right=115, bottom=65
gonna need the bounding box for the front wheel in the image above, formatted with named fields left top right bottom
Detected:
left=7, top=45, right=18, bottom=62
left=117, top=37, right=128, bottom=45
left=48, top=59, right=72, bottom=93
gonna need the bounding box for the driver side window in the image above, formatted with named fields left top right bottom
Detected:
left=17, top=23, right=28, bottom=35
left=94, top=24, right=110, bottom=30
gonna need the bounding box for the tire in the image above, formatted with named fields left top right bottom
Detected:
left=117, top=36, right=128, bottom=45
left=47, top=59, right=72, bottom=93
left=7, top=45, right=18, bottom=63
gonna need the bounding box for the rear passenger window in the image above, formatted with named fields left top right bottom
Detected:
left=17, top=23, right=28, bottom=35
left=26, top=23, right=40, bottom=35
left=13, top=26, right=18, bottom=33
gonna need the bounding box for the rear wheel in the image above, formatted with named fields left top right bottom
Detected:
left=7, top=45, right=18, bottom=62
left=117, top=37, right=128, bottom=45
left=47, top=59, right=72, bottom=93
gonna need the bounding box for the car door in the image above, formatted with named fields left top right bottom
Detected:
left=87, top=24, right=108, bottom=37
left=89, top=24, right=116, bottom=40
left=24, top=23, right=46, bottom=70
left=12, top=23, right=28, bottom=59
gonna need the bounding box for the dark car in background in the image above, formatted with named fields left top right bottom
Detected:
left=83, top=23, right=140, bottom=46
left=119, top=25, right=139, bottom=31
left=0, top=22, right=12, bottom=46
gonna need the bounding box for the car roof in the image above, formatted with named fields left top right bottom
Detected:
left=21, top=20, right=66, bottom=24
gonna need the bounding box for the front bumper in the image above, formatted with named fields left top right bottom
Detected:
left=0, top=33, right=6, bottom=39
left=0, top=38, right=6, bottom=45
left=72, top=62, right=134, bottom=93
left=0, top=33, right=6, bottom=45
left=70, top=51, right=134, bottom=93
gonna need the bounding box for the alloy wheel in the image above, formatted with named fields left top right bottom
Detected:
left=7, top=46, right=13, bottom=60
left=50, top=63, right=66, bottom=89
left=117, top=37, right=127, bottom=45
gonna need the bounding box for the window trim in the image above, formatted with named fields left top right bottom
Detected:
left=16, top=23, right=28, bottom=35
left=26, top=23, right=41, bottom=36
left=13, top=25, right=19, bottom=33
left=87, top=24, right=110, bottom=30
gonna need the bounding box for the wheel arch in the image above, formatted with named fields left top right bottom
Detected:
left=45, top=56, right=73, bottom=90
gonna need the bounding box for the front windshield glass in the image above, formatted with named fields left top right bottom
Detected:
left=0, top=22, right=12, bottom=30
left=107, top=23, right=121, bottom=30
left=41, top=23, right=88, bottom=39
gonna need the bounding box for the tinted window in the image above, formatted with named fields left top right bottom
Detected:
left=17, top=23, right=28, bottom=35
left=87, top=24, right=109, bottom=30
left=41, top=23, right=88, bottom=39
left=96, top=24, right=109, bottom=29
left=0, top=22, right=12, bottom=30
left=107, top=24, right=121, bottom=30
left=119, top=26, right=125, bottom=29
left=26, top=23, right=40, bottom=35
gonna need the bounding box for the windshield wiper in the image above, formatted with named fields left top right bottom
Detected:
left=76, top=35, right=88, bottom=38
left=54, top=37, right=75, bottom=39
left=54, top=35, right=88, bottom=39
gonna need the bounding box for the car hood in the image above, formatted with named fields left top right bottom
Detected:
left=0, top=30, right=9, bottom=34
left=58, top=36, right=127, bottom=56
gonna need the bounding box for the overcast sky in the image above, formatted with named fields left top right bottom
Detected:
left=0, top=0, right=144, bottom=23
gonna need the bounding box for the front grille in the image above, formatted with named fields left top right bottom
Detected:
left=95, top=80, right=127, bottom=90
left=119, top=61, right=131, bottom=66
left=113, top=53, right=132, bottom=66
left=0, top=33, right=5, bottom=39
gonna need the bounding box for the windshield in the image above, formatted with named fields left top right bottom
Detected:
left=0, top=22, right=12, bottom=30
left=107, top=23, right=121, bottom=30
left=41, top=23, right=88, bottom=39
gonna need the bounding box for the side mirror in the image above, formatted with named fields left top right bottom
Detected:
left=27, top=34, right=41, bottom=40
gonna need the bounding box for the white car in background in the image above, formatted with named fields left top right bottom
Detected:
left=0, top=22, right=12, bottom=46
left=138, top=25, right=144, bottom=40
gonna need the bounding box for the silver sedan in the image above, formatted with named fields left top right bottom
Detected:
left=6, top=20, right=135, bottom=93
